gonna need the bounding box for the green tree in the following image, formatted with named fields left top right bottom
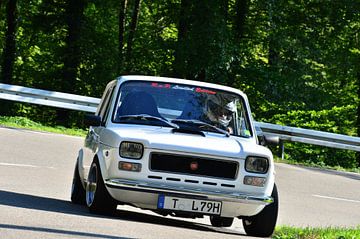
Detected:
left=0, top=0, right=18, bottom=116
left=0, top=0, right=358, bottom=167
left=173, top=0, right=229, bottom=83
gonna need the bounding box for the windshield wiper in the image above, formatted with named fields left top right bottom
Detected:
left=172, top=119, right=230, bottom=137
left=118, top=114, right=179, bottom=128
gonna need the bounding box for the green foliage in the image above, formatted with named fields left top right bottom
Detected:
left=0, top=0, right=359, bottom=167
left=266, top=106, right=358, bottom=168
left=269, top=106, right=357, bottom=135
left=282, top=143, right=358, bottom=169
left=0, top=116, right=86, bottom=136
left=124, top=0, right=179, bottom=76
left=273, top=226, right=360, bottom=239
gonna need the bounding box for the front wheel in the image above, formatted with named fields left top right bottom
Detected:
left=242, top=184, right=279, bottom=237
left=86, top=159, right=117, bottom=215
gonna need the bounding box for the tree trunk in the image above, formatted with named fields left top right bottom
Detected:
left=268, top=0, right=278, bottom=66
left=118, top=0, right=127, bottom=73
left=268, top=37, right=279, bottom=66
left=57, top=0, right=86, bottom=125
left=63, top=0, right=86, bottom=93
left=125, top=0, right=141, bottom=72
left=173, top=0, right=191, bottom=78
left=177, top=0, right=190, bottom=41
left=1, top=0, right=17, bottom=85
left=235, top=0, right=247, bottom=39
left=0, top=1, right=3, bottom=19
left=222, top=0, right=228, bottom=24
left=0, top=0, right=18, bottom=116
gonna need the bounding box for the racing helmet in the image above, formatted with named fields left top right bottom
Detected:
left=206, top=99, right=235, bottom=127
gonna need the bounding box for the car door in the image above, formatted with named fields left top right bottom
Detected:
left=82, top=82, right=116, bottom=179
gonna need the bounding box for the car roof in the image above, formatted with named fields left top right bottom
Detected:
left=115, top=75, right=248, bottom=98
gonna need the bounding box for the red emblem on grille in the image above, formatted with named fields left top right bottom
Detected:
left=190, top=161, right=198, bottom=171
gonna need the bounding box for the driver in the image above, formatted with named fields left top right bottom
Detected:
left=205, top=100, right=235, bottom=133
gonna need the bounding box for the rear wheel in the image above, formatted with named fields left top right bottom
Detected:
left=242, top=184, right=279, bottom=237
left=210, top=216, right=234, bottom=227
left=71, top=162, right=86, bottom=205
left=86, top=159, right=117, bottom=215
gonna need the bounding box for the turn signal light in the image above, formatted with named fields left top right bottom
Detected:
left=244, top=176, right=266, bottom=187
left=119, top=161, right=142, bottom=172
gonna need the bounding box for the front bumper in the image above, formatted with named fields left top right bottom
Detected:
left=105, top=178, right=273, bottom=217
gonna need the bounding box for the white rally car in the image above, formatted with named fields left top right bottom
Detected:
left=71, top=75, right=279, bottom=237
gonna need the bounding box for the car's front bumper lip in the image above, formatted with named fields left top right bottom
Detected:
left=105, top=178, right=273, bottom=205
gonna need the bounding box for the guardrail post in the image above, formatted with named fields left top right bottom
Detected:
left=280, top=140, right=285, bottom=160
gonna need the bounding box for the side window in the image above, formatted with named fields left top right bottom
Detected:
left=235, top=100, right=252, bottom=137
left=102, top=87, right=115, bottom=124
left=98, top=86, right=115, bottom=123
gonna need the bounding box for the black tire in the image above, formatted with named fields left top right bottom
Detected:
left=86, top=159, right=117, bottom=215
left=242, top=184, right=279, bottom=237
left=210, top=216, right=234, bottom=227
left=71, top=162, right=86, bottom=205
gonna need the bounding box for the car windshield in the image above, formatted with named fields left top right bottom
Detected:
left=113, top=81, right=253, bottom=137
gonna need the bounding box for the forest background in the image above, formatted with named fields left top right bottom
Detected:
left=0, top=0, right=359, bottom=169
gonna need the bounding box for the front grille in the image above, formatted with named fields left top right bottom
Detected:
left=150, top=153, right=238, bottom=180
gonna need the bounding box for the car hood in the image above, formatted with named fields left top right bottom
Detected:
left=103, top=125, right=268, bottom=159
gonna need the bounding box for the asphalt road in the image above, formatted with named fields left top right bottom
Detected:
left=0, top=126, right=359, bottom=238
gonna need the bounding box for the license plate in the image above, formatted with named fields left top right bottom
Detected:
left=157, top=195, right=222, bottom=215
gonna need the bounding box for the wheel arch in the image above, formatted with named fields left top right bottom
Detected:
left=264, top=169, right=276, bottom=196
left=76, top=149, right=86, bottom=189
left=93, top=150, right=109, bottom=184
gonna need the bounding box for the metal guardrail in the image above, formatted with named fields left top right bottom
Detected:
left=1, top=83, right=360, bottom=152
left=255, top=122, right=360, bottom=152
left=0, top=83, right=99, bottom=113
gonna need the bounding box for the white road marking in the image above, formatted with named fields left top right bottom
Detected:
left=312, top=194, right=360, bottom=204
left=0, top=162, right=55, bottom=169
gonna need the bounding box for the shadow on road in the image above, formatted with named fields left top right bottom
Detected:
left=0, top=223, right=133, bottom=239
left=0, top=190, right=244, bottom=237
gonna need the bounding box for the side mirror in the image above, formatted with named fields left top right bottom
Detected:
left=264, top=135, right=280, bottom=146
left=255, top=126, right=279, bottom=146
left=84, top=114, right=102, bottom=127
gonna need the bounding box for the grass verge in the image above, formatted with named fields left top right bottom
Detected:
left=273, top=226, right=360, bottom=239
left=0, top=116, right=86, bottom=137
left=274, top=157, right=360, bottom=174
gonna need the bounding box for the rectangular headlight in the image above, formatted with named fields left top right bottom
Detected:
left=245, top=156, right=269, bottom=174
left=120, top=142, right=143, bottom=159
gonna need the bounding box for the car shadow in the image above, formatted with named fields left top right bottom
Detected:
left=0, top=190, right=244, bottom=237
left=0, top=223, right=133, bottom=239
